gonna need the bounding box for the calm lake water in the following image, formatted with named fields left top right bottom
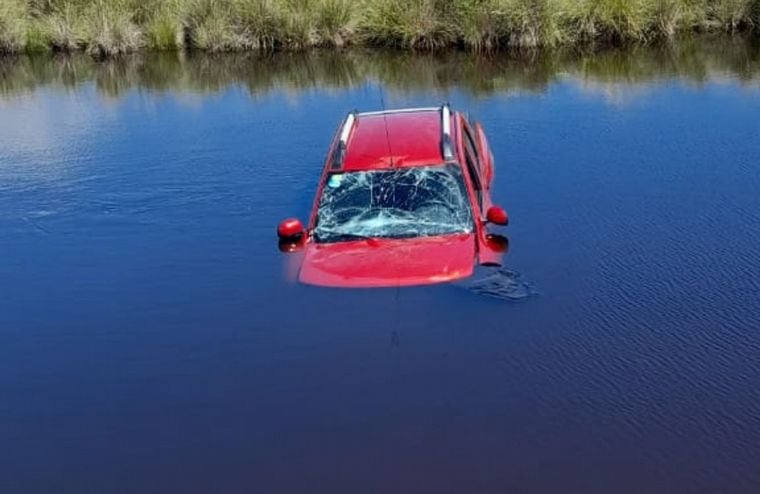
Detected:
left=2, top=38, right=760, bottom=493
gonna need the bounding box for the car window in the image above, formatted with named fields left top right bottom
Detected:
left=462, top=121, right=480, bottom=162
left=460, top=119, right=484, bottom=209
left=462, top=121, right=482, bottom=188
left=464, top=146, right=483, bottom=209
left=313, top=164, right=474, bottom=243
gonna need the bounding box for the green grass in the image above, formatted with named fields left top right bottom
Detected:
left=139, top=0, right=184, bottom=50
left=42, top=2, right=84, bottom=51
left=233, top=0, right=286, bottom=50
left=360, top=0, right=457, bottom=49
left=563, top=0, right=650, bottom=43
left=83, top=0, right=143, bottom=57
left=0, top=0, right=759, bottom=55
left=0, top=0, right=28, bottom=53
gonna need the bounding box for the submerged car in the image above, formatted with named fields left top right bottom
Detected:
left=278, top=104, right=509, bottom=288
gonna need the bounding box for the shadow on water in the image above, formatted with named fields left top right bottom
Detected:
left=1, top=36, right=760, bottom=99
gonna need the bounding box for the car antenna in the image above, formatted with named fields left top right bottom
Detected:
left=378, top=85, right=395, bottom=168
left=377, top=84, right=402, bottom=330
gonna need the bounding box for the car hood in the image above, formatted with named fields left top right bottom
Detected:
left=299, top=233, right=476, bottom=288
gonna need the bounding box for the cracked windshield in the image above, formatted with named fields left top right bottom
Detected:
left=314, top=164, right=473, bottom=242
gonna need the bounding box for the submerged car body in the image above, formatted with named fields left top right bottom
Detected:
left=278, top=105, right=509, bottom=288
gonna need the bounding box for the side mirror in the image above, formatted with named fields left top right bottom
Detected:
left=277, top=218, right=305, bottom=240
left=486, top=206, right=509, bottom=226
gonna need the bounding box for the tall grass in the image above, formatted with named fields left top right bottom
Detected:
left=563, top=0, right=651, bottom=43
left=136, top=0, right=184, bottom=50
left=233, top=0, right=286, bottom=50
left=707, top=0, right=756, bottom=31
left=316, top=0, right=355, bottom=46
left=360, top=0, right=457, bottom=49
left=646, top=0, right=684, bottom=38
left=0, top=0, right=759, bottom=55
left=0, top=0, right=28, bottom=53
left=84, top=0, right=143, bottom=56
left=186, top=0, right=241, bottom=51
left=187, top=0, right=358, bottom=50
left=504, top=0, right=564, bottom=48
left=43, top=2, right=83, bottom=51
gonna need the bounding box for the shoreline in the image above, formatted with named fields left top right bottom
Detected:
left=1, top=0, right=759, bottom=57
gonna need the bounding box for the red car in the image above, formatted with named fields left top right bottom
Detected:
left=278, top=104, right=509, bottom=288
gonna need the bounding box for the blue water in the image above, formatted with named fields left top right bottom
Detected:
left=2, top=51, right=760, bottom=493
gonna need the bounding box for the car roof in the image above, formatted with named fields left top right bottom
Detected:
left=338, top=107, right=453, bottom=172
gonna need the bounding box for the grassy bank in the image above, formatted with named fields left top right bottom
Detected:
left=1, top=0, right=759, bottom=55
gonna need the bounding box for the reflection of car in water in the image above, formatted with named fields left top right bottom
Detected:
left=278, top=104, right=509, bottom=288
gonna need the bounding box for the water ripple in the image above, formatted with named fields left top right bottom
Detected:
left=465, top=267, right=538, bottom=301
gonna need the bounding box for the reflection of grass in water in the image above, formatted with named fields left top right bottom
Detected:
left=0, top=0, right=759, bottom=54
left=1, top=36, right=759, bottom=99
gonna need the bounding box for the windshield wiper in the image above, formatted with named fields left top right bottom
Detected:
left=315, top=231, right=376, bottom=243
left=331, top=233, right=376, bottom=242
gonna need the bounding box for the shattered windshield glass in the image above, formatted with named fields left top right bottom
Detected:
left=313, top=164, right=473, bottom=243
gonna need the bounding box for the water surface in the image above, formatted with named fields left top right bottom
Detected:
left=2, top=38, right=760, bottom=493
